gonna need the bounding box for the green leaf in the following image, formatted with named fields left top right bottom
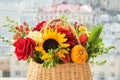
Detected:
left=90, top=60, right=107, bottom=65
left=0, top=35, right=13, bottom=45
left=33, top=51, right=44, bottom=63
left=88, top=25, right=103, bottom=45
left=54, top=56, right=59, bottom=62
left=60, top=15, right=68, bottom=20
left=7, top=53, right=13, bottom=56
left=6, top=16, right=15, bottom=23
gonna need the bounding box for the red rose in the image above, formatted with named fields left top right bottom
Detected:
left=79, top=33, right=88, bottom=46
left=33, top=21, right=46, bottom=31
left=14, top=38, right=36, bottom=60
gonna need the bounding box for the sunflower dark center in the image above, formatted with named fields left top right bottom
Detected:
left=43, top=39, right=59, bottom=53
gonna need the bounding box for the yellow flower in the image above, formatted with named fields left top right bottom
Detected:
left=41, top=54, right=53, bottom=60
left=26, top=31, right=42, bottom=43
left=35, top=28, right=70, bottom=60
left=56, top=49, right=69, bottom=58
left=78, top=26, right=90, bottom=36
left=83, top=31, right=90, bottom=36
left=78, top=26, right=87, bottom=32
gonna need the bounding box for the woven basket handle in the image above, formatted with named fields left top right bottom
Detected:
left=42, top=18, right=81, bottom=45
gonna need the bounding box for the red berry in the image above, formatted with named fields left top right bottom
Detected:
left=20, top=25, right=23, bottom=32
left=74, top=21, right=78, bottom=25
left=15, top=26, right=19, bottom=30
left=80, top=24, right=84, bottom=26
left=13, top=34, right=20, bottom=41
left=23, top=21, right=27, bottom=26
left=26, top=31, right=29, bottom=35
left=25, top=27, right=29, bottom=31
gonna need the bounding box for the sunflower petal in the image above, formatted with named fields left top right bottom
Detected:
left=57, top=49, right=65, bottom=58
left=62, top=49, right=69, bottom=54
left=60, top=43, right=70, bottom=47
left=41, top=54, right=49, bottom=60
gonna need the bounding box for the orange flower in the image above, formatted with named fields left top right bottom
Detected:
left=56, top=23, right=70, bottom=31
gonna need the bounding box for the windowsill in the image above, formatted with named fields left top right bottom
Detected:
left=0, top=78, right=26, bottom=80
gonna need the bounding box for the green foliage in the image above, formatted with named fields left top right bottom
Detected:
left=42, top=46, right=62, bottom=68
left=86, top=25, right=115, bottom=65
left=43, top=56, right=60, bottom=68
left=90, top=60, right=107, bottom=65
left=33, top=51, right=44, bottom=63
left=7, top=53, right=14, bottom=56
left=0, top=35, right=13, bottom=45
left=0, top=17, right=19, bottom=45
left=60, top=15, right=68, bottom=26
left=3, top=16, right=19, bottom=33
left=60, top=15, right=68, bottom=20
left=88, top=25, right=103, bottom=45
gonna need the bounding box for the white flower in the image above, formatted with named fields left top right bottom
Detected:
left=26, top=31, right=42, bottom=43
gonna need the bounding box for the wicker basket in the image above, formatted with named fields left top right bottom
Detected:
left=27, top=60, right=92, bottom=80
left=27, top=18, right=92, bottom=80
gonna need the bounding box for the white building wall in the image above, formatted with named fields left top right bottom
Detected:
left=108, top=0, right=120, bottom=11
left=99, top=0, right=108, bottom=9
left=99, top=0, right=120, bottom=11
left=0, top=70, right=2, bottom=77
left=10, top=55, right=28, bottom=77
left=38, top=13, right=94, bottom=27
left=91, top=56, right=120, bottom=80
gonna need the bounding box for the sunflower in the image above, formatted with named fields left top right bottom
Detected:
left=35, top=28, right=70, bottom=60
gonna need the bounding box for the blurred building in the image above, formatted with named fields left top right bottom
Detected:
left=89, top=0, right=99, bottom=8
left=0, top=0, right=120, bottom=80
left=0, top=45, right=12, bottom=77
left=10, top=55, right=27, bottom=77
left=99, top=0, right=120, bottom=14
left=0, top=0, right=27, bottom=78
left=91, top=56, right=120, bottom=80
left=18, top=0, right=37, bottom=27
left=53, top=0, right=89, bottom=5
left=38, top=1, right=94, bottom=28
left=0, top=57, right=10, bottom=77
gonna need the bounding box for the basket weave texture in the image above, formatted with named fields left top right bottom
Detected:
left=27, top=60, right=92, bottom=80
left=27, top=18, right=92, bottom=80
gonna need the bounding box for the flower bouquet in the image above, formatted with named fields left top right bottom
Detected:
left=0, top=17, right=113, bottom=80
